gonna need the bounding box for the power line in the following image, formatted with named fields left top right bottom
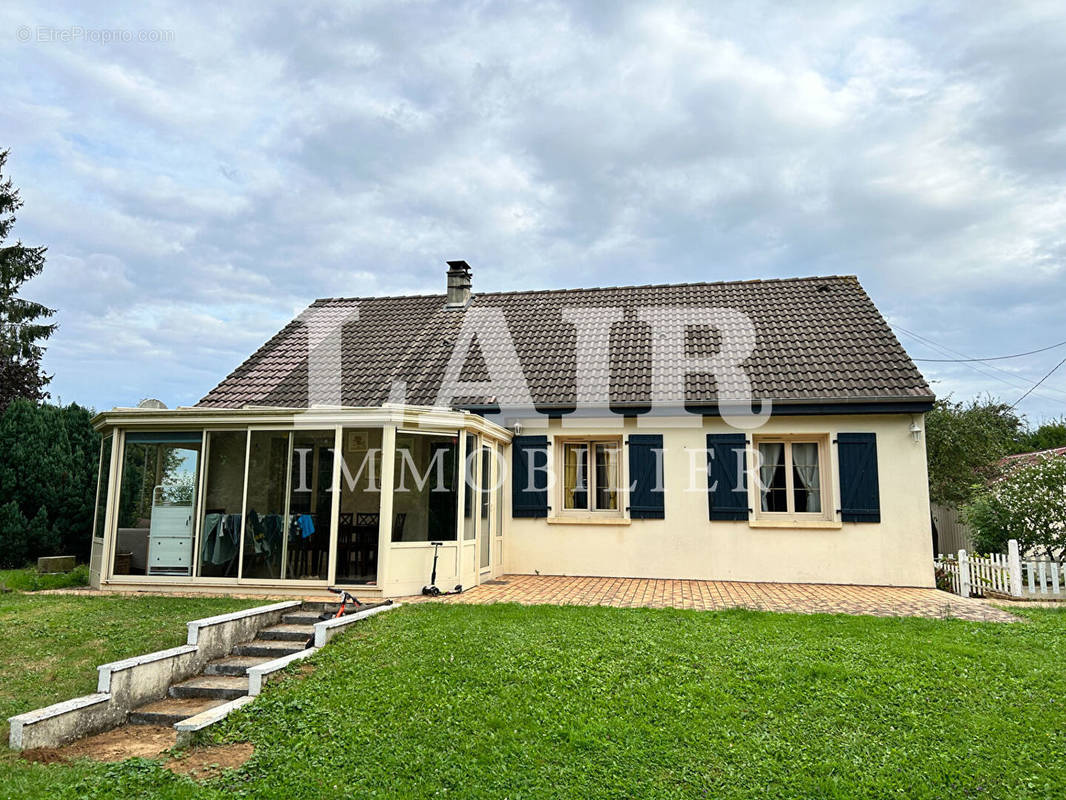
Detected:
left=912, top=338, right=1066, bottom=362
left=1011, top=354, right=1066, bottom=410
left=892, top=325, right=1066, bottom=402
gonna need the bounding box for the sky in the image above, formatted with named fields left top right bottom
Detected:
left=2, top=1, right=1065, bottom=424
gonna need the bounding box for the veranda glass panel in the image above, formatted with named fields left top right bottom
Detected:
left=480, top=445, right=491, bottom=568
left=242, top=431, right=290, bottom=580
left=393, top=432, right=459, bottom=542
left=286, top=430, right=334, bottom=580
left=494, top=450, right=504, bottom=564
left=199, top=431, right=247, bottom=578
left=336, top=428, right=383, bottom=583
left=463, top=434, right=478, bottom=540
left=93, top=435, right=112, bottom=540
left=114, top=433, right=201, bottom=577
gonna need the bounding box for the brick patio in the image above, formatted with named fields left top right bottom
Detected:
left=405, top=574, right=1019, bottom=622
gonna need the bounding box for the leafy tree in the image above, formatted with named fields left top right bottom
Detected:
left=1017, top=418, right=1066, bottom=454
left=0, top=149, right=56, bottom=411
left=965, top=454, right=1066, bottom=561
left=925, top=396, right=1024, bottom=506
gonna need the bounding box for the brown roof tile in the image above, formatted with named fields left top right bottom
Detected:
left=197, top=275, right=933, bottom=410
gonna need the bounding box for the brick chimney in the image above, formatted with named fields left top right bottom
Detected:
left=445, top=260, right=472, bottom=308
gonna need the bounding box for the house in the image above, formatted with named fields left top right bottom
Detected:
left=1001, top=445, right=1066, bottom=467
left=88, top=264, right=936, bottom=596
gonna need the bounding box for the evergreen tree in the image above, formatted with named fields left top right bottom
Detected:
left=51, top=404, right=100, bottom=556
left=0, top=399, right=100, bottom=564
left=0, top=501, right=28, bottom=568
left=0, top=149, right=55, bottom=410
left=25, top=505, right=58, bottom=562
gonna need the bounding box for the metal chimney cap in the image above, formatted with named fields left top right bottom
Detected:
left=446, top=260, right=471, bottom=273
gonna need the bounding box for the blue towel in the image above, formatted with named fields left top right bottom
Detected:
left=297, top=514, right=315, bottom=539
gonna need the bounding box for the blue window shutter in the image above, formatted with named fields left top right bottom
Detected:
left=628, top=434, right=664, bottom=519
left=512, top=436, right=549, bottom=518
left=837, top=433, right=880, bottom=522
left=707, top=434, right=748, bottom=520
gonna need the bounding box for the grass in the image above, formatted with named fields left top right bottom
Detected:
left=0, top=565, right=90, bottom=592
left=1, top=601, right=1065, bottom=799
left=0, top=591, right=263, bottom=750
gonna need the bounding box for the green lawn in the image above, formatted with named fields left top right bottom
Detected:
left=0, top=591, right=263, bottom=749
left=2, top=600, right=1065, bottom=799
left=0, top=565, right=90, bottom=592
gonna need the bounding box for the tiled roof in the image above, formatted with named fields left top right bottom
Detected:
left=197, top=275, right=933, bottom=410
left=1001, top=446, right=1066, bottom=467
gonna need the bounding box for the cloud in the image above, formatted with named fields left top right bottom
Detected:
left=1, top=0, right=1064, bottom=420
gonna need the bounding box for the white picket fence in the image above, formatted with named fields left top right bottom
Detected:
left=935, top=539, right=1065, bottom=599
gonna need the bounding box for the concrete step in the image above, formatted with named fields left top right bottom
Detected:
left=258, top=623, right=316, bottom=642
left=129, top=697, right=228, bottom=726
left=299, top=598, right=391, bottom=618
left=300, top=594, right=380, bottom=615
left=283, top=612, right=327, bottom=625
left=204, top=655, right=273, bottom=676
left=169, top=675, right=249, bottom=700
left=234, top=639, right=309, bottom=658
left=300, top=602, right=341, bottom=615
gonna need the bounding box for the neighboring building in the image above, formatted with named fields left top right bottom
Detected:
left=89, top=265, right=936, bottom=596
left=931, top=502, right=973, bottom=555
left=1001, top=446, right=1066, bottom=467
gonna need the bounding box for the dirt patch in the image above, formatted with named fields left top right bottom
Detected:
left=22, top=725, right=254, bottom=779
left=22, top=725, right=177, bottom=763
left=166, top=742, right=254, bottom=780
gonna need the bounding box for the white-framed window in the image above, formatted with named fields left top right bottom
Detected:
left=753, top=435, right=830, bottom=519
left=558, top=438, right=622, bottom=514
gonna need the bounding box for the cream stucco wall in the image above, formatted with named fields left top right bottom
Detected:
left=504, top=413, right=934, bottom=587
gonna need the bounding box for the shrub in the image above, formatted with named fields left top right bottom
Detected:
left=934, top=565, right=955, bottom=593
left=964, top=453, right=1066, bottom=561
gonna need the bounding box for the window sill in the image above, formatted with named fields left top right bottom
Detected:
left=547, top=515, right=631, bottom=526
left=748, top=518, right=842, bottom=530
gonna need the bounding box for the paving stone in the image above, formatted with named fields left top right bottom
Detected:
left=401, top=574, right=1019, bottom=622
